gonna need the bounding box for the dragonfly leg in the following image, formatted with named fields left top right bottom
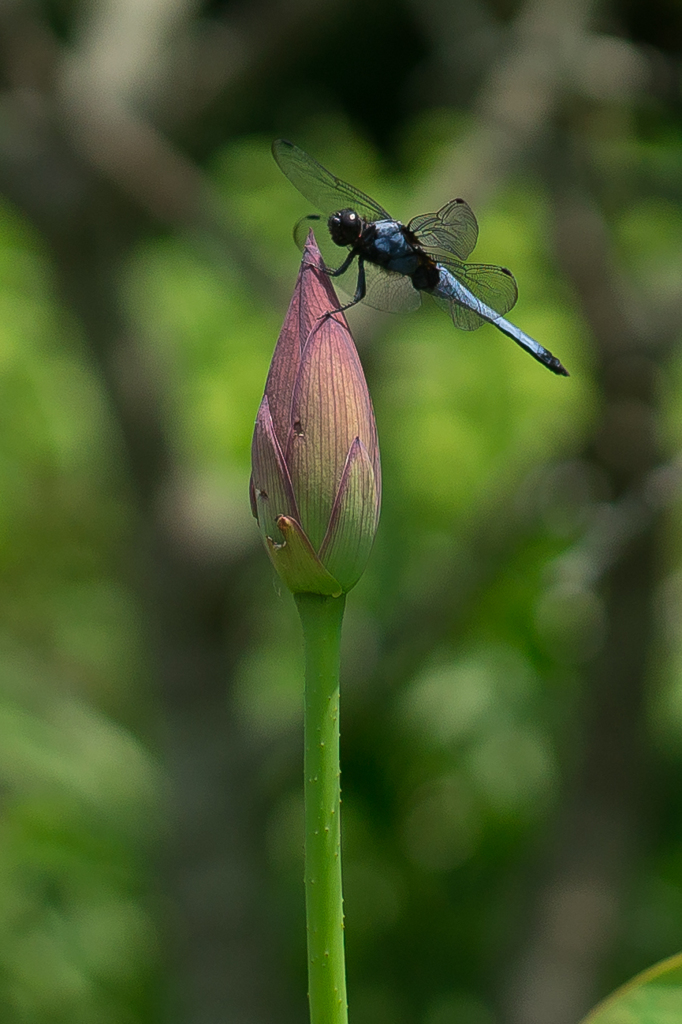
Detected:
left=318, top=256, right=367, bottom=320
left=326, top=249, right=357, bottom=278
left=334, top=257, right=366, bottom=312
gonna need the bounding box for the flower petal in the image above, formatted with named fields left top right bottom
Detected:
left=286, top=313, right=375, bottom=550
left=251, top=394, right=299, bottom=543
left=318, top=437, right=379, bottom=592
left=268, top=516, right=343, bottom=597
left=264, top=234, right=345, bottom=450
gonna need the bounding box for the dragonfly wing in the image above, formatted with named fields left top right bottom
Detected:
left=273, top=139, right=391, bottom=222
left=409, top=199, right=479, bottom=261
left=430, top=292, right=483, bottom=331
left=362, top=263, right=422, bottom=313
left=432, top=260, right=519, bottom=331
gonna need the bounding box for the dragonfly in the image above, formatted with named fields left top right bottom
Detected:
left=272, top=139, right=568, bottom=376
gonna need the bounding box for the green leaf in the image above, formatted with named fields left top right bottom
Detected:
left=580, top=954, right=682, bottom=1024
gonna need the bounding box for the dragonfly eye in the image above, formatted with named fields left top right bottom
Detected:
left=328, top=208, right=362, bottom=246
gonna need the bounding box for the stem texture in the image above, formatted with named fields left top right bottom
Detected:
left=295, top=592, right=348, bottom=1024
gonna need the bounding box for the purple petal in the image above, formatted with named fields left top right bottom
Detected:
left=286, top=313, right=376, bottom=550
left=264, top=235, right=349, bottom=451
left=318, top=438, right=379, bottom=591
left=251, top=394, right=300, bottom=542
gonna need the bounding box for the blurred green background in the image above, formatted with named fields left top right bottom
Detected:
left=0, top=1, right=681, bottom=1023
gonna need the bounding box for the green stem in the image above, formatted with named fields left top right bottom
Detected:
left=295, top=591, right=349, bottom=1024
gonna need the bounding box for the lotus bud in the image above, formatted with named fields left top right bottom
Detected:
left=250, top=235, right=381, bottom=595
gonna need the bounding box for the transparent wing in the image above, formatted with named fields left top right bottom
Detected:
left=362, top=263, right=422, bottom=313
left=273, top=139, right=392, bottom=222
left=408, top=199, right=479, bottom=261
left=430, top=260, right=518, bottom=331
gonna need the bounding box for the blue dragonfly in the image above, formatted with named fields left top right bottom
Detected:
left=273, top=140, right=568, bottom=376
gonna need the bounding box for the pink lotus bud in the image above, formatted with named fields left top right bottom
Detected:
left=250, top=235, right=381, bottom=595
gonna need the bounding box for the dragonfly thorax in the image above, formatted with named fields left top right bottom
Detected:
left=328, top=208, right=364, bottom=247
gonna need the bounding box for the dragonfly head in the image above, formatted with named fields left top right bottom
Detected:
left=328, top=208, right=363, bottom=247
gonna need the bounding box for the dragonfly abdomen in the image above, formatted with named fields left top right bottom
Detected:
left=431, top=267, right=497, bottom=319
left=432, top=267, right=569, bottom=376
